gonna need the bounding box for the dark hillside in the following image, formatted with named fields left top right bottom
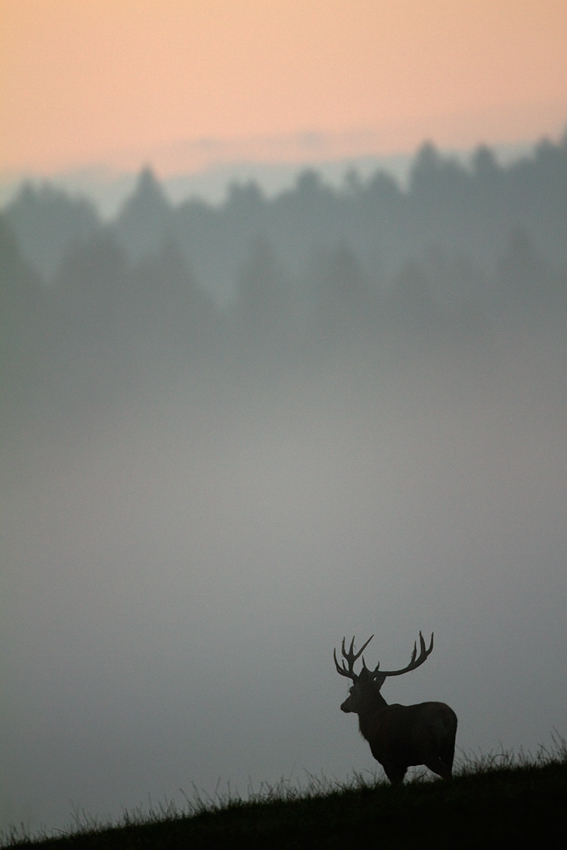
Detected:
left=5, top=755, right=566, bottom=850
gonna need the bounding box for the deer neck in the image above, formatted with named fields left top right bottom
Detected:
left=356, top=683, right=389, bottom=740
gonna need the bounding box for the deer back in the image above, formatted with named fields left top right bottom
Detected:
left=366, top=700, right=457, bottom=769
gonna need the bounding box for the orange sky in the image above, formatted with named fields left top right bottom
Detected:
left=1, top=0, right=566, bottom=177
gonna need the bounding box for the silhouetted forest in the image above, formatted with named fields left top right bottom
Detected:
left=2, top=134, right=566, bottom=425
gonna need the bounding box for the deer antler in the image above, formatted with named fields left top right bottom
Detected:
left=377, top=632, right=434, bottom=678
left=333, top=635, right=374, bottom=680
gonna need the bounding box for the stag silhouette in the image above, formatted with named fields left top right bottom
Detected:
left=334, top=632, right=457, bottom=784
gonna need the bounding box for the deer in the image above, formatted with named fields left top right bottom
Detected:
left=334, top=632, right=457, bottom=785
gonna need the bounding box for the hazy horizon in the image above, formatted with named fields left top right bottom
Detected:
left=0, top=133, right=549, bottom=219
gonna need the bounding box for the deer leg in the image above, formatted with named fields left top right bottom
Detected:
left=383, top=763, right=407, bottom=785
left=424, top=757, right=452, bottom=780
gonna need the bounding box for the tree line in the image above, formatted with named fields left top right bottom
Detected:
left=1, top=132, right=566, bottom=419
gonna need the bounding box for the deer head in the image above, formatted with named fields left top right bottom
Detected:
left=333, top=632, right=434, bottom=712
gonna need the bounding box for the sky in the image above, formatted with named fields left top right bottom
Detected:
left=1, top=0, right=566, bottom=180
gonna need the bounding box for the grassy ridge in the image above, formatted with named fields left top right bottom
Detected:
left=4, top=748, right=567, bottom=849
